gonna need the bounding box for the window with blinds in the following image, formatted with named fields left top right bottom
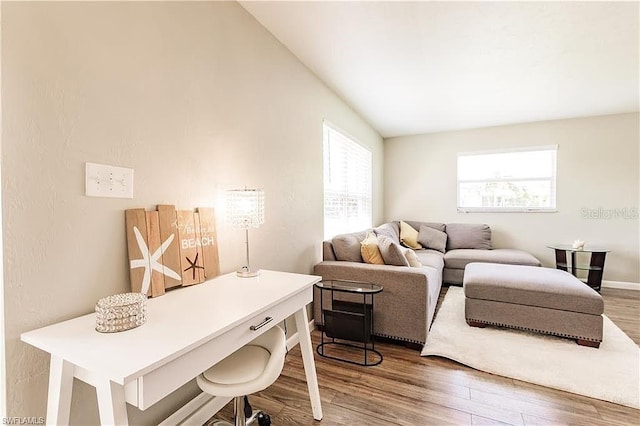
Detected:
left=323, top=122, right=372, bottom=239
left=457, top=146, right=557, bottom=212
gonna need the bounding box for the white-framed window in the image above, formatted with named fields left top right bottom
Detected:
left=457, top=145, right=557, bottom=212
left=323, top=121, right=372, bottom=239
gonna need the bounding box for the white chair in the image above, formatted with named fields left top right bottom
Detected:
left=197, top=325, right=287, bottom=426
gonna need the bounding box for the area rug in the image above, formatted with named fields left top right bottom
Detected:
left=421, top=287, right=640, bottom=409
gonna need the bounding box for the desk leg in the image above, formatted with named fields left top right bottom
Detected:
left=47, top=356, right=74, bottom=425
left=96, top=380, right=129, bottom=426
left=294, top=307, right=323, bottom=420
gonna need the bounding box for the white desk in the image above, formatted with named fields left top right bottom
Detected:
left=21, top=270, right=323, bottom=425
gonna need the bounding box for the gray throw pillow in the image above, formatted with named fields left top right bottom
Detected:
left=332, top=231, right=367, bottom=262
left=418, top=225, right=447, bottom=253
left=405, top=221, right=446, bottom=233
left=445, top=223, right=492, bottom=250
left=377, top=235, right=410, bottom=266
left=373, top=222, right=400, bottom=244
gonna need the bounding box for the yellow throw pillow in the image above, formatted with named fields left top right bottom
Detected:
left=360, top=232, right=385, bottom=265
left=400, top=221, right=423, bottom=250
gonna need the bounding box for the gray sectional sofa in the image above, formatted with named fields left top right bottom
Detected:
left=313, top=220, right=541, bottom=346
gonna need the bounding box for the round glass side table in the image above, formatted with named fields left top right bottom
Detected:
left=314, top=279, right=383, bottom=366
left=548, top=244, right=610, bottom=292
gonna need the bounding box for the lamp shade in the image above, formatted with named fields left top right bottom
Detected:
left=226, top=188, right=265, bottom=229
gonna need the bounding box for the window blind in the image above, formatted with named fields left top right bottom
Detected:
left=323, top=122, right=372, bottom=239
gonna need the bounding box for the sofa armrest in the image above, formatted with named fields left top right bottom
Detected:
left=313, top=261, right=431, bottom=344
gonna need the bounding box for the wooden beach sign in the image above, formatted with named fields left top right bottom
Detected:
left=197, top=207, right=220, bottom=279
left=125, top=209, right=149, bottom=295
left=157, top=205, right=182, bottom=290
left=145, top=211, right=165, bottom=297
left=176, top=210, right=205, bottom=286
left=125, top=205, right=219, bottom=296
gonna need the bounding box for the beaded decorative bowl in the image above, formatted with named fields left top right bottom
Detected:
left=95, top=292, right=147, bottom=333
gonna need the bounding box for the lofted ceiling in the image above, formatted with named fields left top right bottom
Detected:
left=240, top=1, right=640, bottom=138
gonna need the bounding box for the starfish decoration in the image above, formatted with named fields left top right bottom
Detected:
left=184, top=253, right=205, bottom=280
left=130, top=226, right=181, bottom=294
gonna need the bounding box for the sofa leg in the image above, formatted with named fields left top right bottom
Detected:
left=466, top=320, right=487, bottom=328
left=577, top=339, right=600, bottom=348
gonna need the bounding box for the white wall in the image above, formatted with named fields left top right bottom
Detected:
left=0, top=2, right=5, bottom=417
left=1, top=2, right=382, bottom=423
left=385, top=113, right=639, bottom=284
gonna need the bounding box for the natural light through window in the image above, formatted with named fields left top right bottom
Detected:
left=457, top=146, right=557, bottom=212
left=323, top=122, right=372, bottom=239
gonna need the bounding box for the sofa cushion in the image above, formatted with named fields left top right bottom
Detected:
left=445, top=248, right=541, bottom=270
left=446, top=223, right=492, bottom=250
left=403, top=248, right=423, bottom=267
left=400, top=221, right=423, bottom=250
left=377, top=235, right=410, bottom=266
left=360, top=232, right=385, bottom=265
left=418, top=225, right=447, bottom=253
left=443, top=267, right=464, bottom=285
left=463, top=263, right=603, bottom=315
left=414, top=249, right=445, bottom=271
left=373, top=222, right=400, bottom=244
left=332, top=231, right=367, bottom=262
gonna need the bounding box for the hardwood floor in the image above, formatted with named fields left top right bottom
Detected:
left=207, top=287, right=640, bottom=425
left=601, top=287, right=640, bottom=345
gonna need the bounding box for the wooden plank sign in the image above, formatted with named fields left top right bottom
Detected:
left=145, top=211, right=166, bottom=297
left=157, top=205, right=182, bottom=289
left=126, top=205, right=218, bottom=295
left=176, top=210, right=205, bottom=286
left=197, top=207, right=220, bottom=279
left=125, top=209, right=150, bottom=295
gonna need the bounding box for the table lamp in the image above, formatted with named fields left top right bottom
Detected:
left=226, top=188, right=265, bottom=277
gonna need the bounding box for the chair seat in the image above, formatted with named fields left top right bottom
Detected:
left=202, top=345, right=270, bottom=385
left=197, top=325, right=287, bottom=398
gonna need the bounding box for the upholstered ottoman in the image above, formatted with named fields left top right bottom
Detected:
left=463, top=262, right=604, bottom=348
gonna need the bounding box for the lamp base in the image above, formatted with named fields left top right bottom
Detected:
left=236, top=266, right=260, bottom=278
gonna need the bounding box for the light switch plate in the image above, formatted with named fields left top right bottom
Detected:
left=85, top=162, right=134, bottom=198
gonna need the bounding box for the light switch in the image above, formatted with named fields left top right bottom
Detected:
left=85, top=162, right=134, bottom=198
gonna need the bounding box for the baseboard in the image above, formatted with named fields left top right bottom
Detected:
left=285, top=319, right=316, bottom=351
left=602, top=280, right=640, bottom=291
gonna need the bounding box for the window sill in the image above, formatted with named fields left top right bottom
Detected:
left=457, top=208, right=558, bottom=213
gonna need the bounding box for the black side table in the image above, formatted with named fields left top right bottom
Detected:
left=315, top=280, right=383, bottom=366
left=548, top=245, right=610, bottom=292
